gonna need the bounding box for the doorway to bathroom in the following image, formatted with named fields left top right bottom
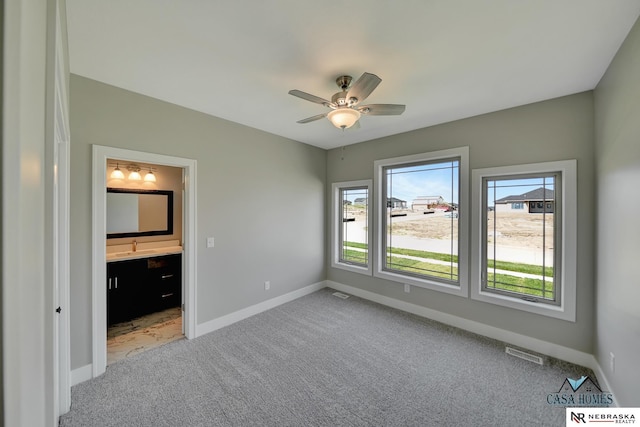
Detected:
left=92, top=145, right=197, bottom=378
left=105, top=161, right=185, bottom=365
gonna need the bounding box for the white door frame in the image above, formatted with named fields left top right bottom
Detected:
left=53, top=0, right=71, bottom=415
left=92, top=145, right=197, bottom=377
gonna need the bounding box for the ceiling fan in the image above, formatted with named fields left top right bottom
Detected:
left=288, top=72, right=406, bottom=130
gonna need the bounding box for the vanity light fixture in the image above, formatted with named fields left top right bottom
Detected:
left=144, top=169, right=156, bottom=182
left=110, top=163, right=125, bottom=180
left=127, top=165, right=142, bottom=181
left=108, top=162, right=158, bottom=182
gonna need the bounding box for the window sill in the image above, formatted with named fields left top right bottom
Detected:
left=332, top=261, right=372, bottom=276
left=374, top=269, right=467, bottom=297
left=471, top=288, right=575, bottom=322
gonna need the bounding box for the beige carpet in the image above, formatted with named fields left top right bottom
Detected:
left=63, top=289, right=595, bottom=426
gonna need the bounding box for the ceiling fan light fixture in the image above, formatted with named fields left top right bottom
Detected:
left=327, top=108, right=361, bottom=130
left=289, top=72, right=404, bottom=128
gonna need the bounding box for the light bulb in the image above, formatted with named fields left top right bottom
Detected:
left=327, top=108, right=361, bottom=130
left=144, top=171, right=156, bottom=182
left=110, top=164, right=125, bottom=179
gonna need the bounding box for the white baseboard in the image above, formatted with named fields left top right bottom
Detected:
left=327, top=281, right=597, bottom=368
left=196, top=281, right=327, bottom=338
left=589, top=356, right=618, bottom=407
left=71, top=364, right=93, bottom=386
left=334, top=280, right=619, bottom=405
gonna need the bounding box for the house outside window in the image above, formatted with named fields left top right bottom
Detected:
left=471, top=160, right=577, bottom=321
left=374, top=147, right=469, bottom=297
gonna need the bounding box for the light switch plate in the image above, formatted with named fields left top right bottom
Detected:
left=206, top=237, right=215, bottom=248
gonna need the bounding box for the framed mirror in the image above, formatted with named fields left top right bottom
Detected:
left=106, top=188, right=174, bottom=238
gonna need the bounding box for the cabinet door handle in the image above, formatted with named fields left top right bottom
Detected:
left=161, top=274, right=174, bottom=279
left=161, top=293, right=174, bottom=298
left=108, top=278, right=111, bottom=290
left=115, top=277, right=118, bottom=289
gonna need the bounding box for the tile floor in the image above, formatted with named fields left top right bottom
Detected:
left=107, top=307, right=183, bottom=365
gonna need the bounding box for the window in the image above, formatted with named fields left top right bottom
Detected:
left=484, top=174, right=559, bottom=302
left=471, top=160, right=577, bottom=321
left=374, top=147, right=469, bottom=296
left=511, top=202, right=524, bottom=209
left=331, top=180, right=372, bottom=275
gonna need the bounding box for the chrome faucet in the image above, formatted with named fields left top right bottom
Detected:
left=132, top=240, right=137, bottom=252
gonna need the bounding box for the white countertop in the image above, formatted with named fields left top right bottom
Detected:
left=106, top=240, right=182, bottom=262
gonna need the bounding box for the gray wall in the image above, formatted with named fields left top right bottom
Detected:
left=327, top=92, right=595, bottom=353
left=594, top=17, right=640, bottom=406
left=70, top=75, right=326, bottom=369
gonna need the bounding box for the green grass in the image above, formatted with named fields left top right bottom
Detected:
left=388, top=247, right=457, bottom=263
left=487, top=259, right=553, bottom=277
left=342, top=241, right=554, bottom=298
left=386, top=256, right=457, bottom=281
left=343, top=241, right=553, bottom=276
left=487, top=273, right=555, bottom=300
left=344, top=241, right=368, bottom=250
left=341, top=249, right=367, bottom=265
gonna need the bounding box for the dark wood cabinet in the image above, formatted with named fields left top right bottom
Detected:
left=107, top=254, right=181, bottom=326
left=147, top=255, right=182, bottom=313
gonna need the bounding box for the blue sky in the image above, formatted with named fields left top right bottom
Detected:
left=386, top=161, right=459, bottom=204
left=342, top=167, right=555, bottom=205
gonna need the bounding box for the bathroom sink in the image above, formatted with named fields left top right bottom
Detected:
left=114, top=249, right=157, bottom=257
left=107, top=245, right=182, bottom=261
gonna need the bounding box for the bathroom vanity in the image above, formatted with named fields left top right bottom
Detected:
left=106, top=245, right=182, bottom=326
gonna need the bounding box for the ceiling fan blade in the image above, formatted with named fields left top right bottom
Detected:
left=346, top=72, right=381, bottom=105
left=288, top=90, right=333, bottom=107
left=296, top=113, right=327, bottom=124
left=358, top=104, right=406, bottom=115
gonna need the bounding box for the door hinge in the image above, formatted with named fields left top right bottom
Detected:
left=55, top=306, right=62, bottom=314
left=181, top=304, right=185, bottom=311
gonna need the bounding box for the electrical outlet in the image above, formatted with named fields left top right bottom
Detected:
left=404, top=284, right=410, bottom=293
left=264, top=281, right=270, bottom=291
left=610, top=352, right=615, bottom=372
left=206, top=237, right=215, bottom=248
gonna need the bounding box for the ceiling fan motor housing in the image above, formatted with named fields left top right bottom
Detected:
left=332, top=91, right=350, bottom=106
left=336, top=75, right=352, bottom=90
left=333, top=76, right=359, bottom=106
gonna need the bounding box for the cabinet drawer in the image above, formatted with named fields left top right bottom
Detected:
left=147, top=254, right=181, bottom=282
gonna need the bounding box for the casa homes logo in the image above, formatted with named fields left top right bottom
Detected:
left=547, top=375, right=613, bottom=407
left=566, top=407, right=639, bottom=424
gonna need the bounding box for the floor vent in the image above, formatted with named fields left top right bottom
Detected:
left=332, top=292, right=350, bottom=300
left=505, top=346, right=544, bottom=365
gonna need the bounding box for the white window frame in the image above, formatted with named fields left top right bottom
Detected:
left=373, top=147, right=469, bottom=297
left=331, top=180, right=373, bottom=276
left=471, top=160, right=577, bottom=321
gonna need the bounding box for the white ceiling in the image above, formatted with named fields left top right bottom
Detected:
left=65, top=1, right=640, bottom=150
